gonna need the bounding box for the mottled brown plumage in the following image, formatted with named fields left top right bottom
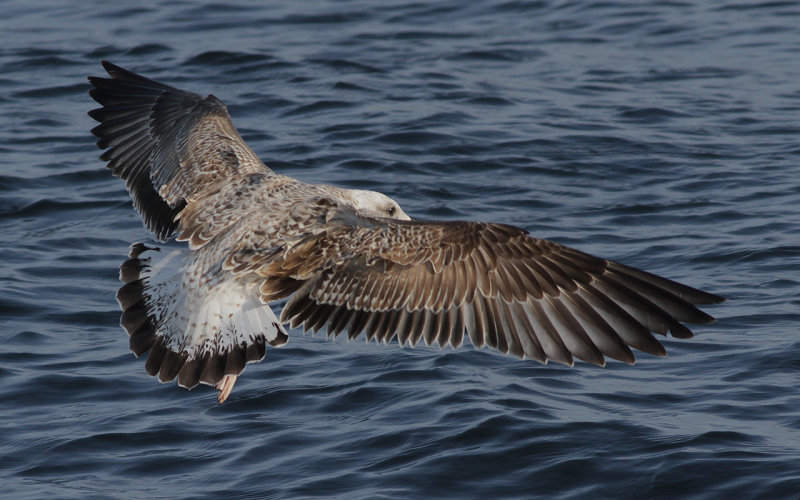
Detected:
left=89, top=61, right=724, bottom=403
left=273, top=220, right=719, bottom=366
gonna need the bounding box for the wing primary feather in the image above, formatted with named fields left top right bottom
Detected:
left=422, top=309, right=442, bottom=346
left=545, top=297, right=605, bottom=366
left=379, top=309, right=403, bottom=345
left=510, top=302, right=547, bottom=363
left=575, top=285, right=667, bottom=357
left=605, top=269, right=716, bottom=324
left=328, top=305, right=351, bottom=338
left=560, top=292, right=635, bottom=364
left=465, top=299, right=486, bottom=349
left=450, top=306, right=466, bottom=349
left=589, top=277, right=680, bottom=336
left=364, top=311, right=384, bottom=342
left=281, top=293, right=314, bottom=328
left=436, top=308, right=453, bottom=348
left=527, top=301, right=574, bottom=366
left=370, top=310, right=391, bottom=343
left=407, top=310, right=426, bottom=346
left=306, top=303, right=336, bottom=333
left=496, top=300, right=524, bottom=359
left=482, top=297, right=506, bottom=353
left=395, top=310, right=414, bottom=346
left=347, top=309, right=371, bottom=340
left=428, top=269, right=446, bottom=312
left=607, top=261, right=725, bottom=305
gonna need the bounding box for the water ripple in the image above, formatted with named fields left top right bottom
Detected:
left=1, top=0, right=799, bottom=498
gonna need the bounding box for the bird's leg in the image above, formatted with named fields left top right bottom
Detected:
left=216, top=375, right=237, bottom=404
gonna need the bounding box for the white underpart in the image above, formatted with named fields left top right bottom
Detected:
left=140, top=247, right=286, bottom=366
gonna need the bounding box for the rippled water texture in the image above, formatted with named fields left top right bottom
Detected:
left=2, top=1, right=799, bottom=498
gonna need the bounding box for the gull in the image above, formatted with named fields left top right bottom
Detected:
left=88, top=61, right=724, bottom=404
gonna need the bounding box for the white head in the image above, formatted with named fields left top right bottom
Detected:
left=346, top=189, right=411, bottom=221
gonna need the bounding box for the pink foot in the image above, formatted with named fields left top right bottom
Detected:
left=216, top=375, right=237, bottom=404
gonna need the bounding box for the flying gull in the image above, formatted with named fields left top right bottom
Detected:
left=88, top=61, right=724, bottom=403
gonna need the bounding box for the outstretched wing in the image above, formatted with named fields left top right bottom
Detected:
left=267, top=219, right=724, bottom=366
left=88, top=61, right=272, bottom=240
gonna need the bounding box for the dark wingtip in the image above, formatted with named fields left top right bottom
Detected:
left=669, top=323, right=695, bottom=339
left=87, top=60, right=118, bottom=85
left=690, top=290, right=726, bottom=306
left=101, top=60, right=122, bottom=75
left=709, top=293, right=727, bottom=305
left=692, top=309, right=718, bottom=325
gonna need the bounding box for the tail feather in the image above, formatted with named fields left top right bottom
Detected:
left=116, top=243, right=287, bottom=390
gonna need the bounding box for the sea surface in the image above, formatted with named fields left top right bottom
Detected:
left=1, top=1, right=799, bottom=498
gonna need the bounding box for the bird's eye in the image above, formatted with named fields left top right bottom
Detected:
left=387, top=206, right=396, bottom=216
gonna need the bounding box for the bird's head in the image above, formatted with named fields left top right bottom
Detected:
left=346, top=189, right=411, bottom=221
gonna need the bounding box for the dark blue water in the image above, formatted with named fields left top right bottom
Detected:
left=2, top=1, right=799, bottom=498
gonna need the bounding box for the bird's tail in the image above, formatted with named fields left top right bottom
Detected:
left=116, top=243, right=288, bottom=390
